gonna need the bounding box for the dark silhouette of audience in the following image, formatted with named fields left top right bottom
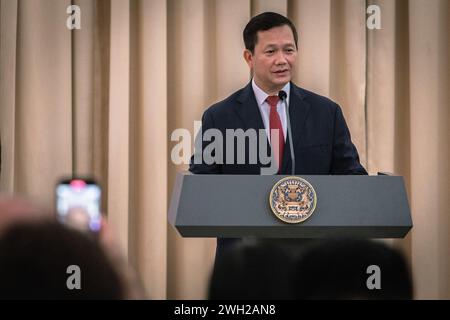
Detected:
left=0, top=197, right=414, bottom=300
left=0, top=219, right=125, bottom=299
left=208, top=239, right=296, bottom=299
left=0, top=196, right=145, bottom=299
left=292, top=239, right=413, bottom=299
left=208, top=238, right=413, bottom=300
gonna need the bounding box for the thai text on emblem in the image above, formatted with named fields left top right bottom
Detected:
left=269, top=177, right=317, bottom=223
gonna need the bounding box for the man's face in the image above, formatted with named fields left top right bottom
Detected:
left=244, top=25, right=298, bottom=94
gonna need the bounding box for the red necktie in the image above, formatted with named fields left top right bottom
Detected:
left=266, top=95, right=285, bottom=172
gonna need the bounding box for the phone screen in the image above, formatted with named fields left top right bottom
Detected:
left=56, top=179, right=102, bottom=233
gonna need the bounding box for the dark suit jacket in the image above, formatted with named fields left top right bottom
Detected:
left=189, top=82, right=367, bottom=253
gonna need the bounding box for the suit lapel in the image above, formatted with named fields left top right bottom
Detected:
left=234, top=82, right=266, bottom=132
left=280, top=83, right=311, bottom=174
left=233, top=82, right=270, bottom=170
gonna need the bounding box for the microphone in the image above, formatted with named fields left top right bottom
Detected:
left=278, top=90, right=295, bottom=175
left=278, top=90, right=287, bottom=101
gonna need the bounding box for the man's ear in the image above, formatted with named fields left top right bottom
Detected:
left=243, top=49, right=253, bottom=68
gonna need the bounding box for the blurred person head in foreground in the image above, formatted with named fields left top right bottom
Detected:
left=0, top=196, right=145, bottom=299
left=208, top=239, right=296, bottom=300
left=292, top=239, right=413, bottom=300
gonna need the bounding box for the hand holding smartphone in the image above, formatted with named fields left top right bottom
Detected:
left=56, top=178, right=102, bottom=234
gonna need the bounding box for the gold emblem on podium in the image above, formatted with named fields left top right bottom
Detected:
left=269, top=176, right=317, bottom=224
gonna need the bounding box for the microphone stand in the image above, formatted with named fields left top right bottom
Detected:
left=279, top=90, right=295, bottom=175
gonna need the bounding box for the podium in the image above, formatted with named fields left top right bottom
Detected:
left=168, top=172, right=412, bottom=238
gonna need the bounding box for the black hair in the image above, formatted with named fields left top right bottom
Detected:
left=208, top=240, right=296, bottom=300
left=243, top=12, right=298, bottom=53
left=0, top=220, right=124, bottom=299
left=292, top=239, right=413, bottom=300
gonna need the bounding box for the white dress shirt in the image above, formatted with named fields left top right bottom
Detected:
left=252, top=78, right=290, bottom=143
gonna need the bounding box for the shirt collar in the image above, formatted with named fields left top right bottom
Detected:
left=252, top=78, right=290, bottom=107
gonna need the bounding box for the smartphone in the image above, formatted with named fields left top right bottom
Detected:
left=55, top=178, right=102, bottom=233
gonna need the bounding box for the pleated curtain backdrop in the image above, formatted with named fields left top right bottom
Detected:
left=0, top=0, right=449, bottom=299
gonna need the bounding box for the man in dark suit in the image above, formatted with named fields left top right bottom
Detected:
left=189, top=12, right=367, bottom=253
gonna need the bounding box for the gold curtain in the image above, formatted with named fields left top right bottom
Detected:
left=0, top=0, right=449, bottom=299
